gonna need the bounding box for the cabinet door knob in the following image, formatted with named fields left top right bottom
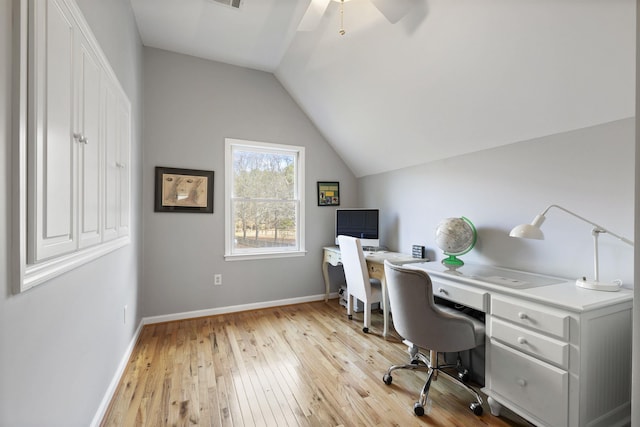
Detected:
left=517, top=378, right=527, bottom=387
left=517, top=337, right=527, bottom=345
left=518, top=312, right=528, bottom=320
left=73, top=133, right=88, bottom=144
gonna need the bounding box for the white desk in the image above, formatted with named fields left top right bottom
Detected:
left=409, top=262, right=633, bottom=427
left=322, top=246, right=425, bottom=336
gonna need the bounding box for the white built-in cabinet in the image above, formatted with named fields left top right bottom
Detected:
left=14, top=0, right=130, bottom=292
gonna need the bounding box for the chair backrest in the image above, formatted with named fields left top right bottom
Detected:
left=338, top=235, right=371, bottom=301
left=383, top=261, right=478, bottom=353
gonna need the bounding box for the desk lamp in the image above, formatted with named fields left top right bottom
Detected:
left=509, top=204, right=634, bottom=292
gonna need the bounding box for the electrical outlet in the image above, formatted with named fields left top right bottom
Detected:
left=123, top=305, right=127, bottom=324
left=214, top=274, right=222, bottom=286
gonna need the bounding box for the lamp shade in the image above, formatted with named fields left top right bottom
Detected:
left=509, top=223, right=544, bottom=240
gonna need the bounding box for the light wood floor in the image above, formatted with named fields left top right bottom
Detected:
left=101, top=300, right=532, bottom=426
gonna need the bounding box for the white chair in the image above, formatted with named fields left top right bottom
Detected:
left=337, top=235, right=383, bottom=333
left=382, top=260, right=485, bottom=416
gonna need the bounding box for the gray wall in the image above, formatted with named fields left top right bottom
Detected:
left=0, top=0, right=143, bottom=426
left=359, top=118, right=635, bottom=286
left=141, top=48, right=356, bottom=317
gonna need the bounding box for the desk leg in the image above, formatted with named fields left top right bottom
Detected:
left=487, top=397, right=502, bottom=416
left=322, top=261, right=331, bottom=302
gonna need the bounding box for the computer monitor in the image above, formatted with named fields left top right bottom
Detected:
left=335, top=208, right=380, bottom=248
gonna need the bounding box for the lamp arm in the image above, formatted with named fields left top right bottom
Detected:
left=542, top=204, right=634, bottom=246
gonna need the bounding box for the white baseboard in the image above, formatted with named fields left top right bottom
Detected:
left=89, top=320, right=144, bottom=427
left=90, top=292, right=339, bottom=425
left=143, top=292, right=339, bottom=324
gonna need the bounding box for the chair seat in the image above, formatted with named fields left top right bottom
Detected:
left=437, top=305, right=485, bottom=347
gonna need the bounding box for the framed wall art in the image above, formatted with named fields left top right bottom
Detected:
left=154, top=166, right=214, bottom=213
left=317, top=181, right=340, bottom=206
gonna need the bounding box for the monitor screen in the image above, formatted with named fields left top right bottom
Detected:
left=335, top=209, right=380, bottom=248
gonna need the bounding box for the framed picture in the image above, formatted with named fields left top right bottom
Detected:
left=154, top=166, right=214, bottom=213
left=317, top=181, right=340, bottom=206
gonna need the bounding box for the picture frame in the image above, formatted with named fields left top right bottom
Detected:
left=317, top=181, right=340, bottom=206
left=154, top=166, right=214, bottom=213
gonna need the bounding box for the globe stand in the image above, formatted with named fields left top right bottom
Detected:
left=442, top=255, right=464, bottom=271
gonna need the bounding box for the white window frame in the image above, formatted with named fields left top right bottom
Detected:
left=224, top=138, right=306, bottom=261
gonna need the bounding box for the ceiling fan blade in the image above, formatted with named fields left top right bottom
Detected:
left=370, top=0, right=416, bottom=24
left=297, top=0, right=331, bottom=31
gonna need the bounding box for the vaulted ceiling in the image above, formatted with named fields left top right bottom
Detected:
left=131, top=0, right=636, bottom=177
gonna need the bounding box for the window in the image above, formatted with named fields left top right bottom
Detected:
left=225, top=138, right=305, bottom=260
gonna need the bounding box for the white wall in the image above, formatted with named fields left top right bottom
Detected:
left=0, top=0, right=143, bottom=426
left=277, top=0, right=635, bottom=178
left=141, top=48, right=356, bottom=317
left=359, top=119, right=635, bottom=286
left=633, top=1, right=640, bottom=424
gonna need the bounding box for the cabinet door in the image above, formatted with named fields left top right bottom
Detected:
left=31, top=0, right=77, bottom=261
left=77, top=28, right=102, bottom=248
left=117, top=98, right=131, bottom=237
left=103, top=80, right=119, bottom=242
left=103, top=77, right=131, bottom=241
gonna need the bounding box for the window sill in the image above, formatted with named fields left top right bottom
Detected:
left=224, top=250, right=307, bottom=261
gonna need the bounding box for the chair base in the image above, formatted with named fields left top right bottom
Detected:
left=382, top=349, right=483, bottom=416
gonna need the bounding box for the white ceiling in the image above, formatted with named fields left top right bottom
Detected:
left=131, top=0, right=636, bottom=177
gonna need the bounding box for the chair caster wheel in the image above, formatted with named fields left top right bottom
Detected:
left=410, top=359, right=421, bottom=365
left=413, top=402, right=425, bottom=416
left=470, top=402, right=483, bottom=416
left=382, top=374, right=392, bottom=385
left=458, top=369, right=470, bottom=383
left=362, top=327, right=369, bottom=333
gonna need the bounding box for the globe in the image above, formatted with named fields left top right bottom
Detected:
left=434, top=217, right=477, bottom=269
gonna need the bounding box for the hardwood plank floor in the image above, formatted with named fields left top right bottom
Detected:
left=101, top=300, right=532, bottom=426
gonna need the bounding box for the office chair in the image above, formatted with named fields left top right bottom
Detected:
left=382, top=260, right=485, bottom=416
left=337, top=235, right=383, bottom=333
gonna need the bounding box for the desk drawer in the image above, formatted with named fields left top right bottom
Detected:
left=490, top=318, right=569, bottom=369
left=491, top=296, right=569, bottom=340
left=431, top=280, right=488, bottom=312
left=324, top=250, right=342, bottom=266
left=489, top=340, right=568, bottom=427
left=368, top=262, right=384, bottom=280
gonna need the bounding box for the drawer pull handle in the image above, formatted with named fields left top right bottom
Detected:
left=517, top=378, right=527, bottom=387
left=518, top=312, right=528, bottom=320
left=517, top=337, right=527, bottom=345
left=438, top=288, right=448, bottom=296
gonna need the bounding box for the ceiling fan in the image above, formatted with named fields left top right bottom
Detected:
left=298, top=0, right=416, bottom=35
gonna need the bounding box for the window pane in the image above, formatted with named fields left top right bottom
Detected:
left=233, top=150, right=295, bottom=199
left=232, top=200, right=298, bottom=251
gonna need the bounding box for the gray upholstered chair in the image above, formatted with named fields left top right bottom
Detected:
left=382, top=260, right=485, bottom=416
left=337, top=235, right=383, bottom=333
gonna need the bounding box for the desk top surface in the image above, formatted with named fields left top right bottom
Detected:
left=323, top=246, right=425, bottom=264
left=410, top=261, right=633, bottom=313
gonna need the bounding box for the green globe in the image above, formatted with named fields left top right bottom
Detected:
left=434, top=217, right=477, bottom=269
